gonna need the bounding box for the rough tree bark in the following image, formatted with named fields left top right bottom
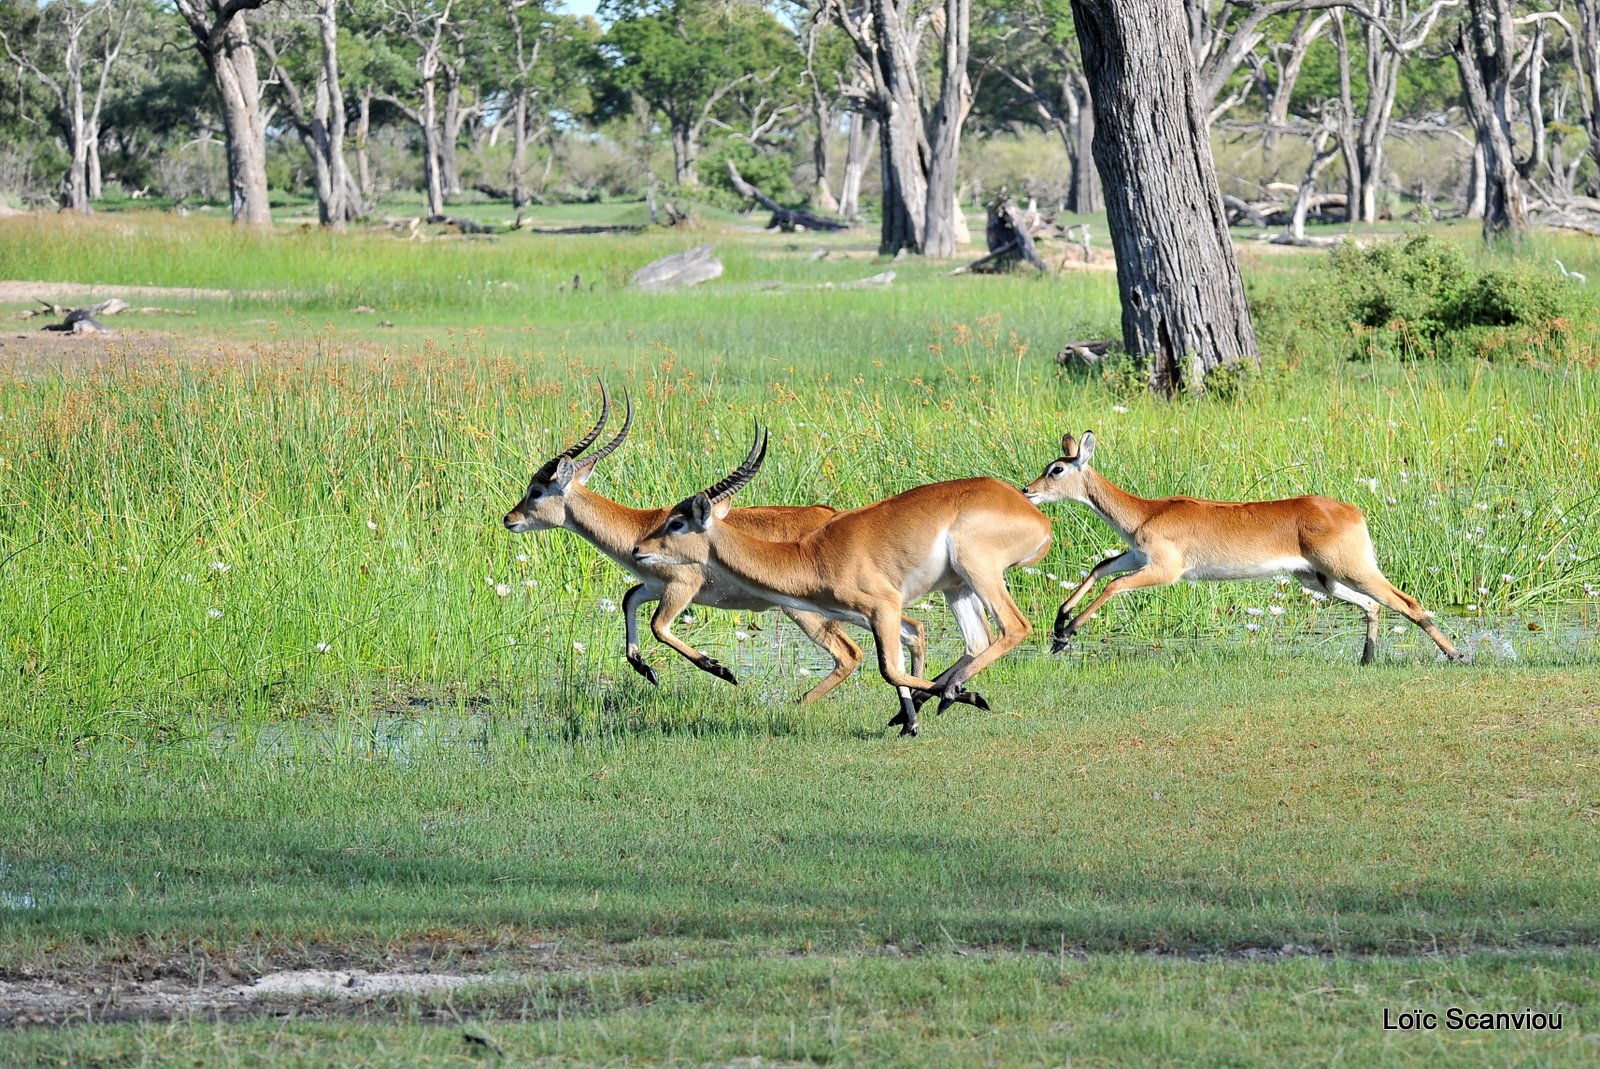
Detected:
left=921, top=0, right=970, bottom=258
left=174, top=0, right=274, bottom=226
left=1453, top=0, right=1527, bottom=244
left=1073, top=0, right=1258, bottom=394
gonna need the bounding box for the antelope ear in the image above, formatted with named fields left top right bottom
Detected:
left=711, top=498, right=733, bottom=520
left=688, top=493, right=714, bottom=530
left=573, top=457, right=599, bottom=485
left=552, top=456, right=578, bottom=491
left=1060, top=433, right=1078, bottom=460
left=1076, top=431, right=1097, bottom=466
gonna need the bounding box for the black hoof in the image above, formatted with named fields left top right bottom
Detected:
left=1050, top=633, right=1074, bottom=654
left=936, top=688, right=988, bottom=714
left=898, top=721, right=919, bottom=737
left=697, top=658, right=738, bottom=685
left=627, top=656, right=660, bottom=687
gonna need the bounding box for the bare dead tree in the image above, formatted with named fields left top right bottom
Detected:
left=258, top=0, right=362, bottom=227
left=1259, top=10, right=1332, bottom=164
left=377, top=0, right=456, bottom=219
left=837, top=64, right=877, bottom=219
left=1452, top=0, right=1529, bottom=243
left=989, top=0, right=1099, bottom=213
left=828, top=0, right=973, bottom=257
left=0, top=0, right=136, bottom=214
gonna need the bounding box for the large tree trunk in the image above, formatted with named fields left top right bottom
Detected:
left=175, top=0, right=272, bottom=226
left=839, top=111, right=875, bottom=219
left=511, top=94, right=530, bottom=208
left=1453, top=1, right=1526, bottom=244
left=1067, top=75, right=1098, bottom=214
left=1072, top=0, right=1257, bottom=394
left=921, top=0, right=970, bottom=258
left=355, top=86, right=373, bottom=197
left=87, top=121, right=103, bottom=201
left=439, top=70, right=463, bottom=196
left=670, top=120, right=698, bottom=185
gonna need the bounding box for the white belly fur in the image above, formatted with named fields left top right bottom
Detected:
left=1181, top=556, right=1311, bottom=582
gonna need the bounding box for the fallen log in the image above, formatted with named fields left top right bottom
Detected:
left=426, top=213, right=495, bottom=235
left=521, top=224, right=647, bottom=235
left=953, top=191, right=1047, bottom=275
left=632, top=244, right=723, bottom=289
left=41, top=305, right=114, bottom=334
left=725, top=160, right=851, bottom=232
left=1055, top=339, right=1119, bottom=368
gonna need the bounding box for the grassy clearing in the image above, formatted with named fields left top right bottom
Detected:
left=6, top=951, right=1597, bottom=1067
left=1, top=214, right=1597, bottom=1059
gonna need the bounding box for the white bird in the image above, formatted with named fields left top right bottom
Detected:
left=1555, top=258, right=1587, bottom=284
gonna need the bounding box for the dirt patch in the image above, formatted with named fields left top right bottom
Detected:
left=0, top=944, right=568, bottom=1027
left=0, top=280, right=277, bottom=304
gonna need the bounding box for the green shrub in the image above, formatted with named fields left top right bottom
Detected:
left=1316, top=233, right=1573, bottom=360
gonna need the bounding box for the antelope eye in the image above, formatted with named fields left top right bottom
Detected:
left=667, top=519, right=685, bottom=533
left=1050, top=464, right=1066, bottom=476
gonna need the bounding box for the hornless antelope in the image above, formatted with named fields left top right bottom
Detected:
left=633, top=428, right=1054, bottom=736
left=1022, top=432, right=1465, bottom=664
left=503, top=387, right=927, bottom=701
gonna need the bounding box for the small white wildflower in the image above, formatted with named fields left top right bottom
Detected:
left=1268, top=605, right=1285, bottom=616
left=1467, top=603, right=1479, bottom=612
left=797, top=667, right=812, bottom=677
left=1047, top=572, right=1058, bottom=580
left=1060, top=580, right=1074, bottom=589
left=315, top=642, right=332, bottom=654
left=485, top=576, right=495, bottom=585
left=682, top=614, right=697, bottom=624
left=181, top=573, right=196, bottom=584
left=1079, top=569, right=1089, bottom=578
left=598, top=598, right=618, bottom=612
left=1245, top=622, right=1260, bottom=632
left=797, top=421, right=806, bottom=427
left=1428, top=566, right=1441, bottom=575
left=1024, top=567, right=1041, bottom=575
left=1385, top=497, right=1398, bottom=506
left=523, top=578, right=537, bottom=589
left=209, top=561, right=231, bottom=573
left=1245, top=607, right=1265, bottom=617
left=1358, top=477, right=1379, bottom=493
left=1112, top=405, right=1129, bottom=414
left=1493, top=435, right=1506, bottom=447
left=1475, top=502, right=1490, bottom=512
left=206, top=607, right=223, bottom=620
left=735, top=630, right=750, bottom=641
left=1308, top=591, right=1329, bottom=601
left=367, top=520, right=379, bottom=531
left=1391, top=626, right=1406, bottom=634
left=495, top=583, right=511, bottom=597
left=572, top=641, right=586, bottom=653
left=1477, top=586, right=1489, bottom=596
left=505, top=636, right=517, bottom=646
left=516, top=553, right=529, bottom=563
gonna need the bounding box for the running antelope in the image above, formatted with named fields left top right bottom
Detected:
left=1022, top=431, right=1464, bottom=664
left=502, top=387, right=926, bottom=701
left=633, top=427, right=1053, bottom=736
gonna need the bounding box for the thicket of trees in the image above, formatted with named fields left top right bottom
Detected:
left=3, top=0, right=1592, bottom=386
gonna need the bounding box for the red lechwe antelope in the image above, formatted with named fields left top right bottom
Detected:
left=1021, top=431, right=1464, bottom=664
left=632, top=427, right=1054, bottom=736
left=502, top=386, right=926, bottom=701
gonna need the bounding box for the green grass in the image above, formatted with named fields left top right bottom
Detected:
left=0, top=214, right=1596, bottom=1062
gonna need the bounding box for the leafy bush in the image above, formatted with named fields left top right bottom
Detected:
left=1320, top=233, right=1574, bottom=360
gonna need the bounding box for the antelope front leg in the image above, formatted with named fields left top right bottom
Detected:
left=647, top=577, right=738, bottom=685
left=1052, top=550, right=1145, bottom=652
left=869, top=606, right=974, bottom=736
left=1058, top=560, right=1181, bottom=646
left=622, top=584, right=660, bottom=686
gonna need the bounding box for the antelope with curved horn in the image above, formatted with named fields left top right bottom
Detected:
left=1022, top=431, right=1464, bottom=664
left=503, top=386, right=927, bottom=701
left=632, top=427, right=1053, bottom=736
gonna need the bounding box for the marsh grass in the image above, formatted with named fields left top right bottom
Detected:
left=1, top=214, right=1597, bottom=1061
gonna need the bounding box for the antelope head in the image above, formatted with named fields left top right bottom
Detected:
left=503, top=384, right=633, bottom=532
left=633, top=426, right=767, bottom=566
left=1022, top=431, right=1097, bottom=506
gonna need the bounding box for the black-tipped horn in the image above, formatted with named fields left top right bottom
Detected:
left=561, top=381, right=611, bottom=459
left=579, top=389, right=633, bottom=469
left=703, top=424, right=768, bottom=504
left=534, top=381, right=609, bottom=480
